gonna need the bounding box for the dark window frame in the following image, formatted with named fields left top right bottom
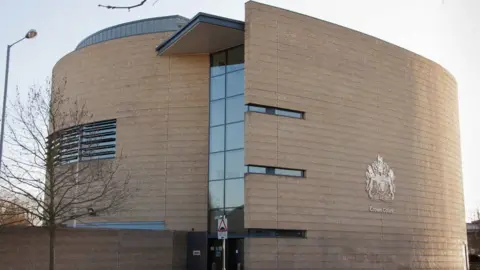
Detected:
left=247, top=228, right=306, bottom=238
left=246, top=103, right=305, bottom=119
left=246, top=165, right=305, bottom=178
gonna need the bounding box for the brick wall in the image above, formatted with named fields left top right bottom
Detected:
left=244, top=1, right=466, bottom=269
left=0, top=227, right=186, bottom=270
left=52, top=32, right=209, bottom=231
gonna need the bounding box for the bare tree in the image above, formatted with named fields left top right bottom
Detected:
left=0, top=78, right=130, bottom=270
left=0, top=193, right=30, bottom=228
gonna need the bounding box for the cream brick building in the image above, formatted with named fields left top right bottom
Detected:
left=52, top=1, right=467, bottom=269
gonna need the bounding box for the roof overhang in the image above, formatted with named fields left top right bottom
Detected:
left=156, top=13, right=245, bottom=56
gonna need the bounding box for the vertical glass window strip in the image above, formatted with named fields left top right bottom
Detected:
left=208, top=46, right=245, bottom=233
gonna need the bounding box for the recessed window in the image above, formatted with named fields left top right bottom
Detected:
left=246, top=165, right=305, bottom=177
left=246, top=104, right=304, bottom=119
left=247, top=166, right=267, bottom=174
left=50, top=119, right=117, bottom=165
left=248, top=229, right=306, bottom=238
left=274, top=109, right=303, bottom=119
left=247, top=105, right=266, bottom=113
left=274, top=168, right=304, bottom=177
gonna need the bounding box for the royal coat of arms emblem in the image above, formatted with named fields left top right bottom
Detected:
left=365, top=155, right=395, bottom=201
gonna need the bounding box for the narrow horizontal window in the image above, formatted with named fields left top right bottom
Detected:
left=274, top=168, right=304, bottom=177
left=248, top=229, right=306, bottom=238
left=246, top=165, right=305, bottom=177
left=246, top=104, right=304, bottom=119
left=247, top=165, right=267, bottom=174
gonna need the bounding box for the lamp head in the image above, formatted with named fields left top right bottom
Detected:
left=25, top=29, right=37, bottom=39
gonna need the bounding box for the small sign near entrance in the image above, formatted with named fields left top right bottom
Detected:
left=193, top=250, right=201, bottom=256
left=217, top=216, right=228, bottom=239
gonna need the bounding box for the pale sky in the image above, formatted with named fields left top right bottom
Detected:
left=1, top=0, right=478, bottom=218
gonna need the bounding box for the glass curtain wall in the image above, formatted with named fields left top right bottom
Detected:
left=208, top=46, right=245, bottom=234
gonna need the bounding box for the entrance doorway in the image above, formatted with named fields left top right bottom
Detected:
left=208, top=238, right=244, bottom=270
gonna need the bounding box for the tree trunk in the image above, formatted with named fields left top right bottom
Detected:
left=49, top=226, right=56, bottom=270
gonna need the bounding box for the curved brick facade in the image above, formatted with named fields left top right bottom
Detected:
left=53, top=32, right=210, bottom=231
left=243, top=2, right=466, bottom=269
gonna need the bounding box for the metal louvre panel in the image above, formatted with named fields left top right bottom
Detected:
left=50, top=119, right=117, bottom=165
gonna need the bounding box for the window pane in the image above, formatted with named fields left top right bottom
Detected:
left=227, top=46, right=244, bottom=72
left=274, top=168, right=303, bottom=177
left=226, top=69, right=244, bottom=97
left=211, top=52, right=226, bottom=77
left=210, top=126, right=225, bottom=153
left=209, top=152, right=224, bottom=180
left=226, top=95, right=244, bottom=123
left=248, top=166, right=266, bottom=174
left=225, top=207, right=245, bottom=233
left=210, top=99, right=225, bottom=126
left=210, top=75, right=225, bottom=100
left=275, top=109, right=303, bottom=119
left=225, top=178, right=244, bottom=208
left=226, top=122, right=244, bottom=150
left=225, top=150, right=244, bottom=179
left=209, top=181, right=224, bottom=209
left=248, top=105, right=267, bottom=113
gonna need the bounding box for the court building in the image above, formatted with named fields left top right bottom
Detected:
left=52, top=1, right=467, bottom=269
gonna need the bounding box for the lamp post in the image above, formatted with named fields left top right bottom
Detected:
left=0, top=29, right=38, bottom=172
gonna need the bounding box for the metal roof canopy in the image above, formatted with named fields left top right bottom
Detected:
left=156, top=13, right=245, bottom=56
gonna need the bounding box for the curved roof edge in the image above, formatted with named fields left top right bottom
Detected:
left=75, top=15, right=190, bottom=51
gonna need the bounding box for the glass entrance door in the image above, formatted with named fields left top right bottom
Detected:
left=208, top=238, right=244, bottom=270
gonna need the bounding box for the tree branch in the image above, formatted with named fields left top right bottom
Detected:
left=98, top=0, right=147, bottom=10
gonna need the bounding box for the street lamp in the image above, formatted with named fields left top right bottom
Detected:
left=0, top=29, right=38, bottom=172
